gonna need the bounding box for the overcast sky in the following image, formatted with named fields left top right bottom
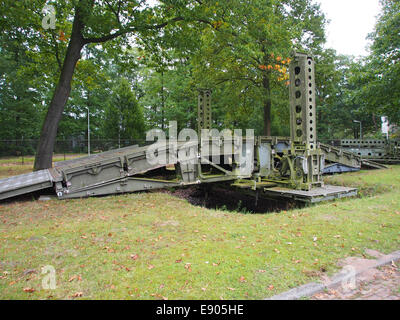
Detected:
left=315, top=0, right=381, bottom=57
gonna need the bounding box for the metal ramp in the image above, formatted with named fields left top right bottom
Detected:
left=361, top=160, right=388, bottom=169
left=52, top=141, right=206, bottom=199
left=0, top=140, right=241, bottom=201
left=0, top=170, right=54, bottom=200
left=319, top=143, right=362, bottom=170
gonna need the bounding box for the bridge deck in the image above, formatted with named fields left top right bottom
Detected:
left=0, top=169, right=54, bottom=200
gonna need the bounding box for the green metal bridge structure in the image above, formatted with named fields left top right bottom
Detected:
left=1, top=52, right=385, bottom=204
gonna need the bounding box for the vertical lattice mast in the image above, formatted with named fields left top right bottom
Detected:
left=289, top=52, right=317, bottom=150
left=197, top=89, right=212, bottom=135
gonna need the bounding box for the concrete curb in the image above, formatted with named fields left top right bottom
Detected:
left=267, top=250, right=400, bottom=300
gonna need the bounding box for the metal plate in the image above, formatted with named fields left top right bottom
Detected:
left=0, top=169, right=53, bottom=200
left=262, top=185, right=358, bottom=203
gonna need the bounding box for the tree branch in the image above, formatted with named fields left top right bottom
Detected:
left=83, top=17, right=185, bottom=44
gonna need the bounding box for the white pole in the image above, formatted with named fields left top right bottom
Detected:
left=86, top=107, right=90, bottom=156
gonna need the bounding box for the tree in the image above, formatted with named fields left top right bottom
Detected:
left=103, top=78, right=145, bottom=143
left=190, top=0, right=326, bottom=135
left=349, top=0, right=400, bottom=129
left=28, top=0, right=216, bottom=170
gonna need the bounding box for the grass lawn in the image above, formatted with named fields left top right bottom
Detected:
left=0, top=154, right=85, bottom=179
left=0, top=162, right=399, bottom=300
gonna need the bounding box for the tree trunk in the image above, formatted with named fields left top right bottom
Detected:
left=372, top=113, right=378, bottom=131
left=34, top=10, right=85, bottom=170
left=262, top=75, right=272, bottom=136
left=161, top=70, right=165, bottom=130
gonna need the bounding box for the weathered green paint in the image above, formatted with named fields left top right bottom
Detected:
left=0, top=52, right=360, bottom=203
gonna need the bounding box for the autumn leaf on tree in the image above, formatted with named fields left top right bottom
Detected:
left=58, top=30, right=67, bottom=42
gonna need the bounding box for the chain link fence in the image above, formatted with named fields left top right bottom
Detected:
left=0, top=139, right=147, bottom=159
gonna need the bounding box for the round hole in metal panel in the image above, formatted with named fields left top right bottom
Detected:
left=295, top=67, right=301, bottom=75
left=295, top=79, right=301, bottom=86
left=296, top=118, right=302, bottom=125
left=296, top=105, right=302, bottom=113
left=296, top=91, right=301, bottom=98
left=296, top=129, right=303, bottom=137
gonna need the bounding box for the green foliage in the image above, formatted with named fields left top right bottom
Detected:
left=3, top=0, right=399, bottom=149
left=103, top=78, right=145, bottom=141
left=367, top=0, right=400, bottom=123
left=343, top=0, right=400, bottom=136
left=188, top=0, right=326, bottom=135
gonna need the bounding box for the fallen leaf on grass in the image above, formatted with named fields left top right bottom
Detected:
left=130, top=254, right=139, bottom=260
left=148, top=264, right=155, bottom=270
left=258, top=270, right=266, bottom=273
left=268, top=285, right=274, bottom=290
left=239, top=276, right=246, bottom=283
left=175, top=259, right=182, bottom=263
left=71, top=292, right=83, bottom=298
left=227, top=287, right=236, bottom=291
left=23, top=287, right=35, bottom=293
left=184, top=263, right=192, bottom=272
